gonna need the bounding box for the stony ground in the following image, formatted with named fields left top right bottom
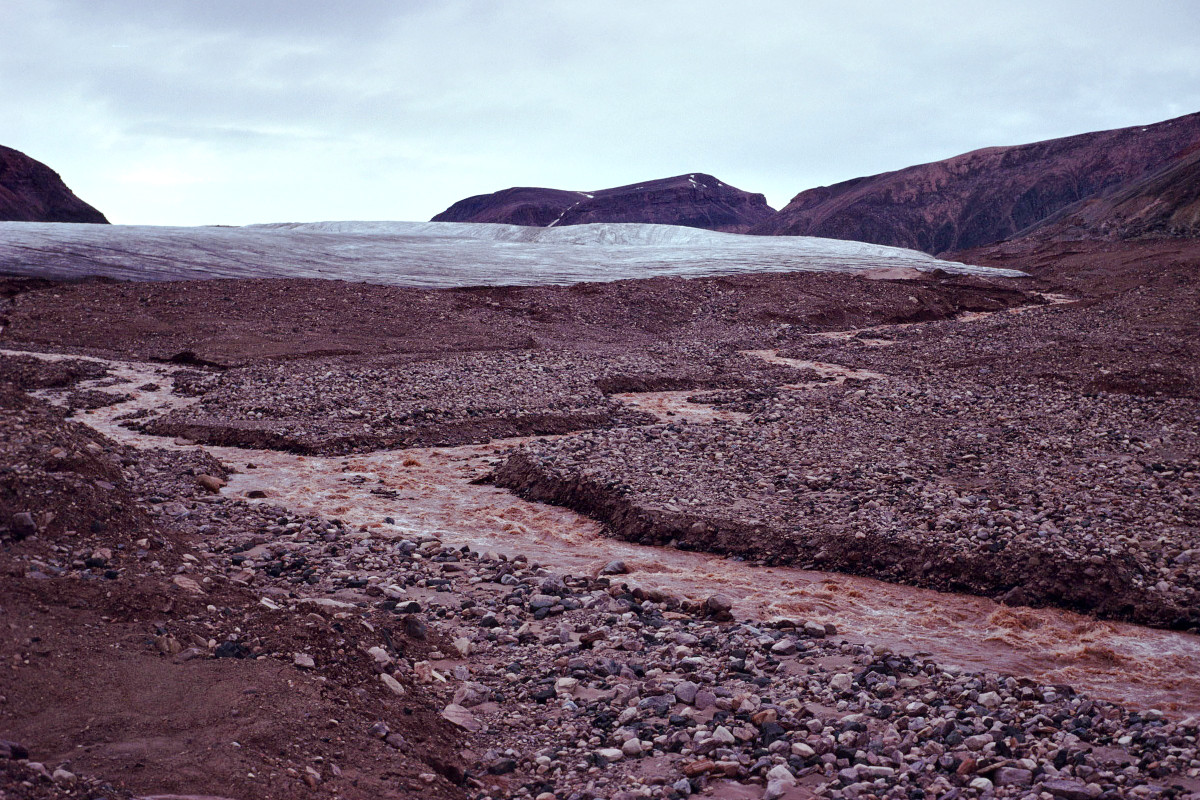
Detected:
left=0, top=270, right=1031, bottom=458
left=495, top=369, right=1200, bottom=628
left=486, top=243, right=1200, bottom=633
left=3, top=367, right=1199, bottom=800
left=0, top=271, right=1031, bottom=365
left=2, top=241, right=1200, bottom=797
left=135, top=346, right=802, bottom=454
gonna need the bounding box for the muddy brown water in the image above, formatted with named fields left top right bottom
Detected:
left=740, top=350, right=889, bottom=385
left=7, top=332, right=1200, bottom=719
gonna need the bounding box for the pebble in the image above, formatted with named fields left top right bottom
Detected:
left=674, top=679, right=699, bottom=704
left=704, top=593, right=734, bottom=620
left=379, top=673, right=405, bottom=697
left=969, top=776, right=994, bottom=792
left=711, top=725, right=736, bottom=745
left=829, top=672, right=853, bottom=693
left=10, top=511, right=37, bottom=538
left=51, top=767, right=77, bottom=784
left=441, top=703, right=482, bottom=733
left=196, top=474, right=226, bottom=493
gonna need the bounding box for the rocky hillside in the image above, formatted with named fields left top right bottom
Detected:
left=0, top=145, right=107, bottom=223
left=750, top=111, right=1200, bottom=253
left=429, top=186, right=586, bottom=227
left=1024, top=146, right=1200, bottom=241
left=433, top=173, right=775, bottom=232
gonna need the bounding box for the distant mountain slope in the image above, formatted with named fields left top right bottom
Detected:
left=1022, top=146, right=1200, bottom=241
left=0, top=145, right=107, bottom=223
left=433, top=173, right=774, bottom=232
left=750, top=111, right=1200, bottom=254
left=431, top=187, right=587, bottom=227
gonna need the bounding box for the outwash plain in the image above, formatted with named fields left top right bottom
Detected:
left=2, top=115, right=1200, bottom=800
left=3, top=234, right=1200, bottom=800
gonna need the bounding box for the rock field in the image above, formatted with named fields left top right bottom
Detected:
left=494, top=361, right=1200, bottom=629
left=3, top=369, right=1199, bottom=800
left=2, top=239, right=1200, bottom=798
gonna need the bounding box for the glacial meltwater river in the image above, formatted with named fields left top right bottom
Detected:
left=8, top=335, right=1200, bottom=720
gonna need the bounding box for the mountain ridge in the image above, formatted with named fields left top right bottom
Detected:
left=432, top=173, right=774, bottom=232
left=0, top=145, right=108, bottom=224
left=747, top=111, right=1200, bottom=253
left=1018, top=145, right=1200, bottom=242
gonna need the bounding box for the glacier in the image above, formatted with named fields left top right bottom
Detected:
left=0, top=220, right=1027, bottom=288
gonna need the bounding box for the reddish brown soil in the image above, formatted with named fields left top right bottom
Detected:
left=1, top=577, right=462, bottom=800
left=955, top=236, right=1200, bottom=293
left=0, top=271, right=1034, bottom=456
left=0, top=270, right=1030, bottom=365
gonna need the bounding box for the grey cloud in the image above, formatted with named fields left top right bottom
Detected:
left=1, top=0, right=1197, bottom=224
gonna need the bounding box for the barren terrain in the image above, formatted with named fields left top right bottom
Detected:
left=3, top=240, right=1200, bottom=799
left=749, top=111, right=1200, bottom=253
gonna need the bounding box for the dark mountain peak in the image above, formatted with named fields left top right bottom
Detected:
left=750, top=111, right=1200, bottom=253
left=432, top=173, right=774, bottom=233
left=0, top=145, right=108, bottom=224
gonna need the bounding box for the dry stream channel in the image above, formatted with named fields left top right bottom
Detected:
left=8, top=299, right=1200, bottom=721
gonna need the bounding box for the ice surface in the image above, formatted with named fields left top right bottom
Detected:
left=0, top=220, right=1026, bottom=288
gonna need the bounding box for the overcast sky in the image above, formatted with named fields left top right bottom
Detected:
left=3, top=0, right=1199, bottom=226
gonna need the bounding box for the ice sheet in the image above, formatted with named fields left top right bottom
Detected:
left=0, top=220, right=1027, bottom=288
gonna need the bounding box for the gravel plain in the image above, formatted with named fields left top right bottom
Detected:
left=3, top=371, right=1199, bottom=800
left=2, top=239, right=1199, bottom=798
